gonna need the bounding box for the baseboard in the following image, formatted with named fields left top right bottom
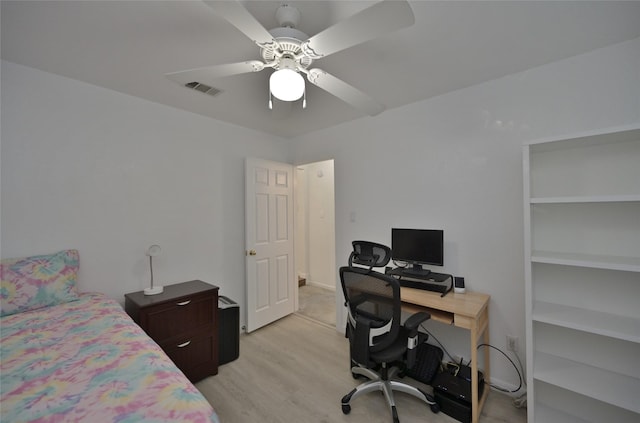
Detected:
left=484, top=376, right=524, bottom=397
left=306, top=281, right=336, bottom=291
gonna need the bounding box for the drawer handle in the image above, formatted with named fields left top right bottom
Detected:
left=177, top=340, right=191, bottom=348
left=176, top=300, right=191, bottom=306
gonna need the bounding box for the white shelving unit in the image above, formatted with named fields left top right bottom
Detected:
left=523, top=124, right=640, bottom=423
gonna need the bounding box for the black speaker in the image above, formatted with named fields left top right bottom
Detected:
left=454, top=277, right=465, bottom=293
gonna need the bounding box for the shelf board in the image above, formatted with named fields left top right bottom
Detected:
left=531, top=251, right=640, bottom=272
left=534, top=404, right=589, bottom=423
left=533, top=301, right=640, bottom=343
left=530, top=195, right=640, bottom=204
left=525, top=124, right=640, bottom=150
left=534, top=352, right=640, bottom=413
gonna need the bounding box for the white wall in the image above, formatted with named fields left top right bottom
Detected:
left=292, top=37, right=640, bottom=389
left=1, top=61, right=292, bottom=329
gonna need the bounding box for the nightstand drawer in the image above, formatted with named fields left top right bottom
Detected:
left=163, top=333, right=217, bottom=381
left=143, top=292, right=215, bottom=341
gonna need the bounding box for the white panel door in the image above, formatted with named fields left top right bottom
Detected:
left=245, top=158, right=295, bottom=332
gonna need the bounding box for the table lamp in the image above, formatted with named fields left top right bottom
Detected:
left=144, top=244, right=164, bottom=295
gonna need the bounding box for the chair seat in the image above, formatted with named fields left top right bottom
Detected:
left=370, top=328, right=410, bottom=363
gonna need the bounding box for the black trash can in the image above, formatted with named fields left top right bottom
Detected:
left=218, top=296, right=240, bottom=365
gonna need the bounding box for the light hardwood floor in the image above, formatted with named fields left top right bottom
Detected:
left=297, top=284, right=336, bottom=327
left=196, top=314, right=526, bottom=423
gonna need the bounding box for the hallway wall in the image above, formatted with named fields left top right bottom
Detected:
left=296, top=160, right=336, bottom=291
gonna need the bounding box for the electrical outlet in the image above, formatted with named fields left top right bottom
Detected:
left=507, top=335, right=518, bottom=352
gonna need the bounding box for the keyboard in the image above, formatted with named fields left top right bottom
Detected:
left=398, top=279, right=450, bottom=295
left=425, top=272, right=450, bottom=283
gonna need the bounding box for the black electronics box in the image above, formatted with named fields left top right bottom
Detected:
left=218, top=296, right=240, bottom=365
left=432, top=367, right=485, bottom=423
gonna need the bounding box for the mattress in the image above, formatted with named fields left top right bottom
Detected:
left=0, top=292, right=220, bottom=423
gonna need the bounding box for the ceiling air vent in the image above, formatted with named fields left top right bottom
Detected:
left=184, top=81, right=221, bottom=97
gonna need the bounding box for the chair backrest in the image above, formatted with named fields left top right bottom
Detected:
left=348, top=240, right=392, bottom=270
left=340, top=266, right=401, bottom=365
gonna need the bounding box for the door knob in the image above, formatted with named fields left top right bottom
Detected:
left=247, top=249, right=257, bottom=256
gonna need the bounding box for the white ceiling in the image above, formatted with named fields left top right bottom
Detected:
left=3, top=1, right=640, bottom=138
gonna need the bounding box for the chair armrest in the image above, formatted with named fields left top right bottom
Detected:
left=404, top=311, right=431, bottom=332
left=404, top=312, right=431, bottom=368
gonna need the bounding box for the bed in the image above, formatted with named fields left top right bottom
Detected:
left=1, top=249, right=220, bottom=423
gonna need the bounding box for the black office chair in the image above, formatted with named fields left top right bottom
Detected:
left=340, top=242, right=439, bottom=423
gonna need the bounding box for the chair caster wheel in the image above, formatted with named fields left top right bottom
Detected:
left=430, top=403, right=440, bottom=413
left=342, top=404, right=351, bottom=415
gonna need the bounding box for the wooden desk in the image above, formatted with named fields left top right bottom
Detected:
left=401, top=288, right=490, bottom=423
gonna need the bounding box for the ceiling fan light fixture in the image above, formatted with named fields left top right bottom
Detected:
left=270, top=68, right=305, bottom=101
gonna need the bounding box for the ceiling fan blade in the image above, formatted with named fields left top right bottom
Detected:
left=202, top=0, right=277, bottom=49
left=306, top=68, right=385, bottom=116
left=301, top=0, right=414, bottom=59
left=165, top=60, right=265, bottom=87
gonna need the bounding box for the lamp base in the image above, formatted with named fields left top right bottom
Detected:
left=144, top=286, right=164, bottom=296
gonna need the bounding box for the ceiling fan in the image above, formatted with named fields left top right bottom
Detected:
left=166, top=0, right=415, bottom=116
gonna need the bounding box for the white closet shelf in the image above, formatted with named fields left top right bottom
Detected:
left=531, top=251, right=640, bottom=272
left=534, top=352, right=640, bottom=413
left=534, top=404, right=589, bottom=423
left=530, top=195, right=640, bottom=204
left=533, top=301, right=640, bottom=343
left=525, top=124, right=640, bottom=422
left=526, top=124, right=640, bottom=150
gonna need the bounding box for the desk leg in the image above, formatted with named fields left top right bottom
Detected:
left=471, top=306, right=490, bottom=423
left=470, top=320, right=479, bottom=423
left=482, top=317, right=490, bottom=402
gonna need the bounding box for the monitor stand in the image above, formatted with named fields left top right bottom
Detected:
left=386, top=266, right=452, bottom=297
left=402, top=264, right=431, bottom=277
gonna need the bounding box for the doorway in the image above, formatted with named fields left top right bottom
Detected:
left=294, top=160, right=336, bottom=328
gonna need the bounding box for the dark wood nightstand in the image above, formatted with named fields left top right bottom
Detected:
left=125, top=280, right=219, bottom=382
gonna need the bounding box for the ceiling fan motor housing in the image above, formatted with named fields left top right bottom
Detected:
left=263, top=27, right=313, bottom=70
left=275, top=4, right=301, bottom=28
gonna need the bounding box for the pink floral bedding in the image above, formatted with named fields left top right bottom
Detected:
left=0, top=292, right=219, bottom=423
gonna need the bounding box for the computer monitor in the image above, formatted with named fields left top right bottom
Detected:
left=391, top=228, right=444, bottom=274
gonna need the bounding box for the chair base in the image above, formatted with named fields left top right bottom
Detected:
left=341, top=365, right=440, bottom=423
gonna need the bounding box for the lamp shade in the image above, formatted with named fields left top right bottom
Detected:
left=270, top=69, right=305, bottom=101
left=146, top=244, right=161, bottom=257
